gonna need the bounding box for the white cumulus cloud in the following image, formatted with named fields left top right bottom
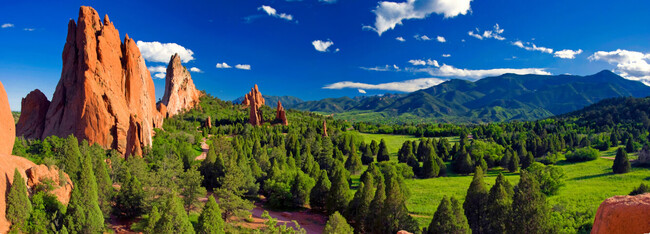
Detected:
left=436, top=36, right=446, bottom=43
left=468, top=24, right=505, bottom=40
left=396, top=37, right=406, bottom=42
left=2, top=23, right=14, bottom=28
left=148, top=66, right=167, bottom=79
left=312, top=40, right=334, bottom=52
left=235, top=64, right=252, bottom=70
left=137, top=41, right=195, bottom=63
left=258, top=5, right=294, bottom=21
left=409, top=59, right=439, bottom=67
left=190, top=67, right=202, bottom=73
left=358, top=89, right=367, bottom=94
left=442, top=54, right=451, bottom=57
left=414, top=34, right=432, bottom=41
left=216, top=63, right=232, bottom=69
left=368, top=0, right=472, bottom=36
left=324, top=78, right=446, bottom=92
left=589, top=49, right=650, bottom=84
left=554, top=49, right=583, bottom=59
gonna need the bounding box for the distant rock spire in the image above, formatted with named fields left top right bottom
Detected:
left=323, top=119, right=328, bottom=137
left=242, top=84, right=265, bottom=108
left=276, top=101, right=288, bottom=126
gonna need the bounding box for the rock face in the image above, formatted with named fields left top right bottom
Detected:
left=16, top=89, right=50, bottom=139
left=591, top=194, right=650, bottom=234
left=323, top=120, right=328, bottom=137
left=0, top=81, right=15, bottom=154
left=242, top=84, right=265, bottom=108
left=160, top=54, right=201, bottom=117
left=39, top=6, right=159, bottom=157
left=276, top=101, right=288, bottom=126
left=249, top=95, right=263, bottom=126
left=0, top=81, right=73, bottom=233
left=205, top=116, right=212, bottom=129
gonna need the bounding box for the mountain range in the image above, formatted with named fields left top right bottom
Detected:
left=272, top=70, right=650, bottom=123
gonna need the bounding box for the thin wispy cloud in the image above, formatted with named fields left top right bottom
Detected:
left=324, top=78, right=446, bottom=92
left=367, top=0, right=472, bottom=35
left=23, top=28, right=35, bottom=31
left=396, top=37, right=405, bottom=42
left=442, top=54, right=451, bottom=57
left=258, top=5, right=294, bottom=21
left=468, top=24, right=505, bottom=40
left=411, top=64, right=551, bottom=80
left=414, top=34, right=432, bottom=41
left=360, top=64, right=400, bottom=72
left=216, top=63, right=232, bottom=69
left=409, top=59, right=439, bottom=67
left=137, top=41, right=195, bottom=63
left=512, top=40, right=553, bottom=54
left=1, top=23, right=14, bottom=28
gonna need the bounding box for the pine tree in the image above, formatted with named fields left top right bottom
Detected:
left=613, top=147, right=631, bottom=174
left=422, top=149, right=440, bottom=178
left=485, top=173, right=512, bottom=234
left=463, top=167, right=488, bottom=234
left=310, top=170, right=331, bottom=210
left=508, top=171, right=550, bottom=234
left=453, top=146, right=474, bottom=174
left=326, top=165, right=351, bottom=214
left=451, top=197, right=471, bottom=234
left=61, top=135, right=82, bottom=182
left=370, top=140, right=379, bottom=155
left=345, top=144, right=363, bottom=174
left=508, top=153, right=520, bottom=172
left=381, top=169, right=419, bottom=233
left=427, top=196, right=470, bottom=234
left=145, top=205, right=161, bottom=234
left=94, top=158, right=114, bottom=218
left=365, top=176, right=386, bottom=234
left=346, top=173, right=375, bottom=232
left=626, top=137, right=636, bottom=153
left=197, top=196, right=225, bottom=234
left=291, top=171, right=315, bottom=207
left=500, top=150, right=512, bottom=168
left=521, top=152, right=535, bottom=169
left=6, top=169, right=32, bottom=231
left=361, top=145, right=374, bottom=165
left=180, top=167, right=208, bottom=213
left=65, top=153, right=104, bottom=233
left=323, top=212, right=354, bottom=234
left=155, top=192, right=195, bottom=234
left=377, top=139, right=390, bottom=162
left=436, top=156, right=447, bottom=177
left=114, top=170, right=145, bottom=218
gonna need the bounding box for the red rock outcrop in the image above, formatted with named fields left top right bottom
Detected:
left=322, top=119, right=328, bottom=137
left=160, top=54, right=201, bottom=117
left=242, top=84, right=265, bottom=108
left=205, top=116, right=212, bottom=129
left=26, top=165, right=74, bottom=204
left=16, top=89, right=50, bottom=139
left=41, top=6, right=159, bottom=157
left=0, top=81, right=14, bottom=154
left=276, top=101, right=288, bottom=126
left=249, top=95, right=263, bottom=126
left=591, top=193, right=650, bottom=234
left=0, top=81, right=73, bottom=233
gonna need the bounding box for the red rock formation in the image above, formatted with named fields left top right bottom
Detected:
left=249, top=95, right=262, bottom=126
left=0, top=81, right=73, bottom=233
left=242, top=84, right=265, bottom=108
left=205, top=116, right=212, bottom=129
left=16, top=89, right=50, bottom=139
left=0, top=82, right=14, bottom=155
left=41, top=6, right=158, bottom=157
left=26, top=165, right=73, bottom=204
left=592, top=194, right=650, bottom=234
left=323, top=119, right=328, bottom=137
left=160, top=54, right=201, bottom=117
left=276, top=101, right=288, bottom=126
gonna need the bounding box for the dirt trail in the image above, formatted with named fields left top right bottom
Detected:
left=245, top=203, right=326, bottom=234
left=195, top=135, right=211, bottom=160
left=601, top=156, right=636, bottom=162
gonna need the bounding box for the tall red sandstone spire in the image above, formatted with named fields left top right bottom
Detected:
left=276, top=101, right=288, bottom=126
left=41, top=6, right=159, bottom=157
left=242, top=84, right=265, bottom=108
left=160, top=53, right=201, bottom=117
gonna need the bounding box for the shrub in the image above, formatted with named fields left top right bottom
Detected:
left=565, top=147, right=599, bottom=162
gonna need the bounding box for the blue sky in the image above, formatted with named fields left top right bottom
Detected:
left=1, top=0, right=650, bottom=111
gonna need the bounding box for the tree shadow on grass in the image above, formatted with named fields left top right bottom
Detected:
left=570, top=172, right=614, bottom=181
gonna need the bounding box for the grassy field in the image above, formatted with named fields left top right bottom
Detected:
left=358, top=133, right=650, bottom=229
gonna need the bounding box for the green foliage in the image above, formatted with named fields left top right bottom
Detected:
left=508, top=153, right=520, bottom=172
left=345, top=145, right=363, bottom=175
left=114, top=170, right=145, bottom=218
left=310, top=170, right=331, bottom=211
left=629, top=183, right=650, bottom=195
left=463, top=167, right=488, bottom=234
left=290, top=171, right=315, bottom=207
left=154, top=192, right=195, bottom=234
left=427, top=196, right=470, bottom=234
left=323, top=212, right=354, bottom=234
left=180, top=166, right=208, bottom=212
left=65, top=153, right=104, bottom=234
left=326, top=165, right=351, bottom=214
left=380, top=167, right=419, bottom=233
left=521, top=153, right=535, bottom=170
left=346, top=174, right=375, bottom=232
left=377, top=139, right=390, bottom=162
left=485, top=173, right=512, bottom=234
left=94, top=157, right=114, bottom=218
left=6, top=169, right=32, bottom=231
left=145, top=206, right=161, bottom=234
left=453, top=146, right=474, bottom=175
left=565, top=147, right=599, bottom=162
left=509, top=171, right=551, bottom=234
left=526, top=162, right=566, bottom=196
left=262, top=211, right=307, bottom=234
left=62, top=135, right=83, bottom=182
left=27, top=192, right=65, bottom=234
left=197, top=196, right=225, bottom=234
left=612, top=147, right=631, bottom=174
